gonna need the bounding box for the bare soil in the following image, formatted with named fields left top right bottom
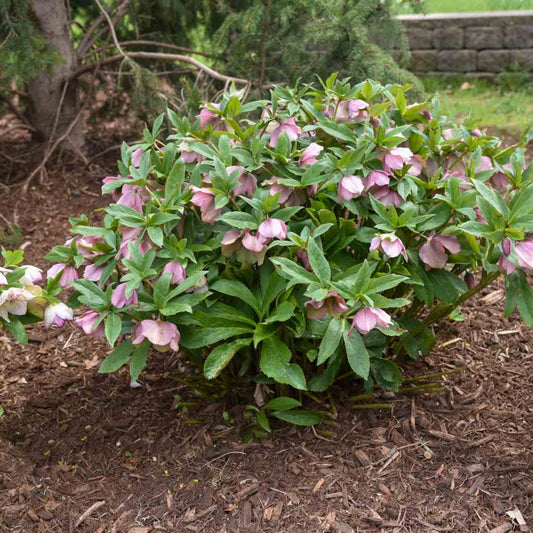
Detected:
left=0, top=128, right=531, bottom=533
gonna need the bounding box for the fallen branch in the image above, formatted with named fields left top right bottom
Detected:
left=75, top=500, right=106, bottom=528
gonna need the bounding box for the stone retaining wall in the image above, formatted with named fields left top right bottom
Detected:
left=396, top=11, right=533, bottom=75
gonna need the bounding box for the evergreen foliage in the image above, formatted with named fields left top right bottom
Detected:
left=214, top=0, right=423, bottom=96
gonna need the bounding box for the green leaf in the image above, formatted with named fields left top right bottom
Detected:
left=99, top=340, right=134, bottom=373
left=270, top=257, right=317, bottom=285
left=105, top=313, right=122, bottom=346
left=153, top=273, right=172, bottom=309
left=165, top=159, right=185, bottom=199
left=263, top=397, right=302, bottom=411
left=256, top=410, right=271, bottom=432
left=372, top=358, right=402, bottom=390
left=343, top=329, right=370, bottom=379
left=253, top=323, right=278, bottom=347
left=516, top=271, right=533, bottom=327
left=218, top=211, right=258, bottom=229
left=2, top=249, right=23, bottom=268
left=4, top=318, right=27, bottom=345
left=211, top=279, right=261, bottom=316
left=130, top=343, right=149, bottom=382
left=260, top=336, right=306, bottom=389
left=307, top=238, right=331, bottom=283
left=367, top=274, right=409, bottom=294
left=204, top=337, right=252, bottom=379
left=180, top=326, right=254, bottom=349
left=265, top=301, right=295, bottom=323
left=271, top=410, right=324, bottom=426
left=147, top=226, right=164, bottom=247
left=317, top=318, right=344, bottom=365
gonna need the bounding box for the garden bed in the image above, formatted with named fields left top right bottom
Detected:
left=0, top=131, right=532, bottom=532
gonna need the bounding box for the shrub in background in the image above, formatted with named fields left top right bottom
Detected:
left=44, top=75, right=532, bottom=425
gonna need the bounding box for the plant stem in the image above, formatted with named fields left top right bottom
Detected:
left=394, top=270, right=501, bottom=355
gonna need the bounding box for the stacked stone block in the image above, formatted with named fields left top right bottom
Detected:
left=396, top=11, right=533, bottom=75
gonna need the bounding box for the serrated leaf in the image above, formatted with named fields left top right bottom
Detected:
left=307, top=238, right=331, bottom=283
left=204, top=337, right=252, bottom=379
left=317, top=318, right=344, bottom=365
left=343, top=329, right=370, bottom=379
left=130, top=343, right=149, bottom=382
left=99, top=340, right=134, bottom=373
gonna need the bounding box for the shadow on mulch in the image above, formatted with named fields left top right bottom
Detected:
left=0, top=128, right=532, bottom=533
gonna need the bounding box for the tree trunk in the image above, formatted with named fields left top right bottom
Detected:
left=26, top=0, right=85, bottom=152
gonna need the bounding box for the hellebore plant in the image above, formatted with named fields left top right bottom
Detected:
left=0, top=249, right=73, bottom=343
left=45, top=75, right=532, bottom=424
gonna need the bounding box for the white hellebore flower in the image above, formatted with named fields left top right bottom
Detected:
left=44, top=302, right=73, bottom=328
left=0, top=287, right=35, bottom=322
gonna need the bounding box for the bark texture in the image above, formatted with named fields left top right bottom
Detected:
left=27, top=0, right=84, bottom=151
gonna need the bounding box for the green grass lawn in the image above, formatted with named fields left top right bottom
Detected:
left=395, top=0, right=532, bottom=14
left=423, top=77, right=533, bottom=136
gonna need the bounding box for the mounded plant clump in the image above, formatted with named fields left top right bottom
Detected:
left=7, top=75, right=532, bottom=425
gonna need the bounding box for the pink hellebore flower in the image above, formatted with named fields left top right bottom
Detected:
left=242, top=231, right=268, bottom=253
left=162, top=261, right=187, bottom=284
left=370, top=233, right=408, bottom=261
left=305, top=291, right=348, bottom=320
left=336, top=99, right=369, bottom=122
left=196, top=103, right=221, bottom=129
left=20, top=265, right=42, bottom=285
left=111, top=282, right=139, bottom=309
left=0, top=287, right=34, bottom=322
left=364, top=170, right=390, bottom=190
left=133, top=319, right=181, bottom=352
left=498, top=237, right=516, bottom=274
left=0, top=271, right=7, bottom=285
left=83, top=263, right=104, bottom=283
left=190, top=186, right=221, bottom=225
left=131, top=148, right=144, bottom=167
left=257, top=218, right=287, bottom=240
left=102, top=175, right=120, bottom=191
left=419, top=235, right=461, bottom=270
left=227, top=166, right=258, bottom=197
left=117, top=184, right=148, bottom=213
left=117, top=238, right=152, bottom=260
left=44, top=302, right=73, bottom=328
left=221, top=230, right=243, bottom=257
left=384, top=147, right=413, bottom=172
left=268, top=117, right=300, bottom=147
left=477, top=156, right=492, bottom=172
left=47, top=263, right=78, bottom=288
left=75, top=310, right=104, bottom=336
left=180, top=138, right=204, bottom=164
left=372, top=186, right=402, bottom=207
left=515, top=238, right=533, bottom=271
left=299, top=143, right=323, bottom=168
left=351, top=307, right=392, bottom=335
left=337, top=175, right=364, bottom=203
left=264, top=178, right=304, bottom=206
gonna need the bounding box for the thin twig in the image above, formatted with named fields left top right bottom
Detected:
left=75, top=500, right=106, bottom=528
left=21, top=104, right=86, bottom=193
left=201, top=451, right=246, bottom=469
left=72, top=52, right=262, bottom=86
left=83, top=39, right=217, bottom=60
left=77, top=0, right=126, bottom=56
left=94, top=0, right=127, bottom=57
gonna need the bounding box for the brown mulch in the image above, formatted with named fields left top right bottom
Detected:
left=0, top=131, right=532, bottom=533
